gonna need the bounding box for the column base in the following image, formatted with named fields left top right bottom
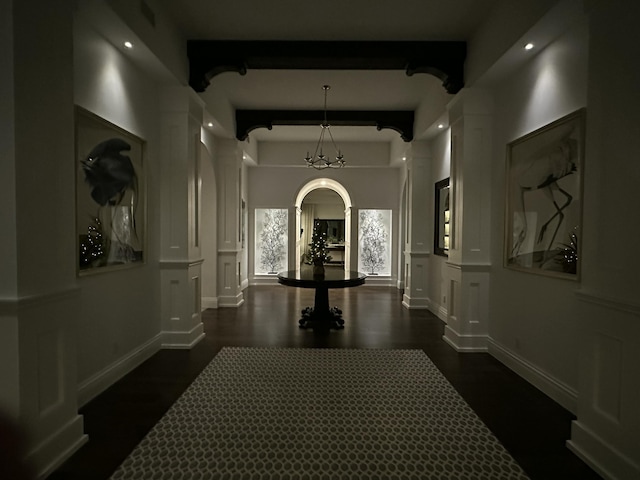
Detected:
left=443, top=325, right=488, bottom=352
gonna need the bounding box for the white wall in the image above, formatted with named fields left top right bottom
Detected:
left=486, top=14, right=589, bottom=407
left=314, top=204, right=345, bottom=219
left=247, top=162, right=400, bottom=280
left=3, top=2, right=87, bottom=476
left=0, top=0, right=17, bottom=298
left=73, top=15, right=164, bottom=403
left=567, top=1, right=640, bottom=477
left=200, top=139, right=218, bottom=309
left=427, top=128, right=452, bottom=320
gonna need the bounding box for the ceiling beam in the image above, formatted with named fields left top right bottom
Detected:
left=188, top=40, right=466, bottom=95
left=235, top=110, right=415, bottom=142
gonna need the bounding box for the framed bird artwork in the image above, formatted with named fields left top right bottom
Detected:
left=75, top=106, right=146, bottom=275
left=504, top=108, right=585, bottom=279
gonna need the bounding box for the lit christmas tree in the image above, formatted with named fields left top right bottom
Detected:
left=259, top=209, right=287, bottom=274
left=360, top=210, right=387, bottom=275
left=308, top=221, right=332, bottom=266
left=79, top=217, right=106, bottom=268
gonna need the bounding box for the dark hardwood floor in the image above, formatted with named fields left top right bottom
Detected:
left=49, top=284, right=601, bottom=479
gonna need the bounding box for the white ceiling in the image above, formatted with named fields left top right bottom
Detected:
left=157, top=0, right=500, bottom=41
left=154, top=0, right=503, bottom=143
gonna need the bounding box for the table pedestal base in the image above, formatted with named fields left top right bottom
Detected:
left=299, top=306, right=344, bottom=330
left=278, top=270, right=366, bottom=331
left=298, top=285, right=344, bottom=330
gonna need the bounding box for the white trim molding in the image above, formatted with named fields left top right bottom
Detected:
left=202, top=296, right=218, bottom=310
left=429, top=301, right=448, bottom=323
left=250, top=275, right=281, bottom=286
left=575, top=289, right=640, bottom=315
left=26, top=415, right=87, bottom=480
left=568, top=296, right=640, bottom=480
left=161, top=325, right=205, bottom=349
left=402, top=250, right=430, bottom=309
left=160, top=260, right=205, bottom=348
left=0, top=285, right=80, bottom=315
left=362, top=275, right=397, bottom=287
left=443, top=328, right=488, bottom=352
left=568, top=421, right=640, bottom=480
left=488, top=337, right=578, bottom=413
left=442, top=263, right=490, bottom=352
left=78, top=333, right=162, bottom=407
left=1, top=287, right=86, bottom=480
left=402, top=294, right=430, bottom=309
left=218, top=292, right=245, bottom=308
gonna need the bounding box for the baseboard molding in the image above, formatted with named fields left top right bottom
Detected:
left=202, top=296, right=218, bottom=310
left=442, top=326, right=488, bottom=352
left=28, top=414, right=87, bottom=480
left=428, top=301, right=448, bottom=323
left=78, top=333, right=162, bottom=407
left=401, top=293, right=430, bottom=309
left=362, top=275, right=396, bottom=287
left=568, top=420, right=640, bottom=480
left=250, top=276, right=280, bottom=286
left=161, top=323, right=205, bottom=349
left=241, top=278, right=249, bottom=290
left=487, top=337, right=577, bottom=413
left=218, top=292, right=245, bottom=307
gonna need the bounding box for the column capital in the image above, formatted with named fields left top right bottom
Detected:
left=447, top=87, right=493, bottom=123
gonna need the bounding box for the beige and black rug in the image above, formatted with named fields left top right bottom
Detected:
left=110, top=347, right=529, bottom=479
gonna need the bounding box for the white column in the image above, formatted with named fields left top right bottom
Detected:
left=402, top=142, right=431, bottom=309
left=567, top=1, right=640, bottom=477
left=216, top=139, right=245, bottom=307
left=0, top=1, right=87, bottom=477
left=443, top=89, right=493, bottom=351
left=158, top=87, right=205, bottom=348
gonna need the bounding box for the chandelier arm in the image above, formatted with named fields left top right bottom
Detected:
left=326, top=127, right=342, bottom=158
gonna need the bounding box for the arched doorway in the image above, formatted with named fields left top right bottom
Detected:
left=294, top=179, right=353, bottom=273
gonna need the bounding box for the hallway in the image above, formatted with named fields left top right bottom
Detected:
left=50, top=285, right=600, bottom=479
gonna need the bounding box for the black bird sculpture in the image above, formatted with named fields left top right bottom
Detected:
left=81, top=138, right=137, bottom=206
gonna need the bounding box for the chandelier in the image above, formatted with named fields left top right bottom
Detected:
left=304, top=85, right=345, bottom=170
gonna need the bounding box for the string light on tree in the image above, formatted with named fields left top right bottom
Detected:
left=308, top=221, right=332, bottom=267
left=79, top=217, right=106, bottom=267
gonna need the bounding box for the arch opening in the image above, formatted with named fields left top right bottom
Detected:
left=294, top=179, right=353, bottom=273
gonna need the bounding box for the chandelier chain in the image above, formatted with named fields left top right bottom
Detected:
left=304, top=85, right=345, bottom=170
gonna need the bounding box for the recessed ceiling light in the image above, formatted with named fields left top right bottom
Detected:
left=524, top=43, right=534, bottom=51
left=207, top=122, right=214, bottom=127
left=437, top=124, right=445, bottom=129
left=124, top=41, right=133, bottom=49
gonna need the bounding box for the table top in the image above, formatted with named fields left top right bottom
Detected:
left=277, top=269, right=366, bottom=289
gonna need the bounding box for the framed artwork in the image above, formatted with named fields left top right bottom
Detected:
left=255, top=208, right=288, bottom=275
left=504, top=108, right=585, bottom=279
left=358, top=209, right=392, bottom=276
left=75, top=107, right=146, bottom=275
left=434, top=177, right=450, bottom=257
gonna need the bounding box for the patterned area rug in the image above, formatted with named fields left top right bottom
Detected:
left=111, top=348, right=529, bottom=479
